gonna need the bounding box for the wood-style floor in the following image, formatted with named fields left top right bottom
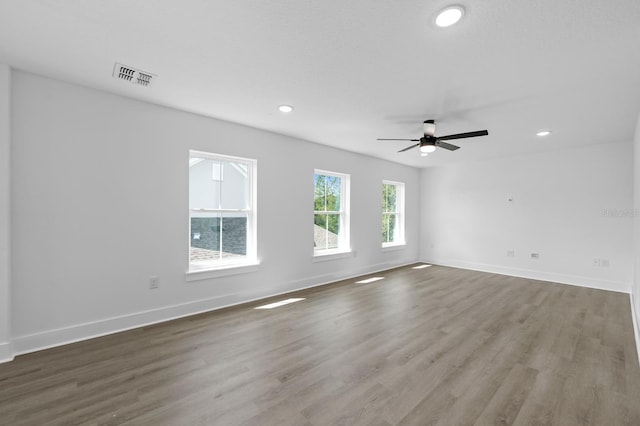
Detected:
left=1, top=265, right=639, bottom=425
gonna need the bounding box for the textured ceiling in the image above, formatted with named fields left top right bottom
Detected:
left=1, top=0, right=639, bottom=167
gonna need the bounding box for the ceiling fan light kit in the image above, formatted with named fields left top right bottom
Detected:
left=377, top=120, right=489, bottom=156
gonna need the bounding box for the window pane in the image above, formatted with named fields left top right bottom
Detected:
left=220, top=160, right=249, bottom=210
left=327, top=175, right=341, bottom=211
left=190, top=212, right=248, bottom=262
left=382, top=214, right=388, bottom=243
left=383, top=183, right=396, bottom=213
left=382, top=213, right=397, bottom=243
left=382, top=184, right=388, bottom=212
left=189, top=158, right=249, bottom=210
left=189, top=158, right=221, bottom=209
left=190, top=212, right=221, bottom=264
left=314, top=213, right=340, bottom=250
left=314, top=174, right=341, bottom=212
left=220, top=213, right=247, bottom=256
left=314, top=174, right=326, bottom=211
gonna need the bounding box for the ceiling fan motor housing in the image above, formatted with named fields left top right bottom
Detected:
left=423, top=120, right=436, bottom=137
left=421, top=136, right=437, bottom=146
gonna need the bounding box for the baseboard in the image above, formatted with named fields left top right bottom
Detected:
left=420, top=258, right=630, bottom=294
left=10, top=258, right=418, bottom=360
left=631, top=293, right=640, bottom=367
left=275, top=259, right=417, bottom=294
left=0, top=342, right=13, bottom=363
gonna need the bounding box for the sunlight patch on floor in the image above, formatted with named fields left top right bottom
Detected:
left=254, top=298, right=305, bottom=309
left=412, top=264, right=432, bottom=269
left=356, top=277, right=385, bottom=284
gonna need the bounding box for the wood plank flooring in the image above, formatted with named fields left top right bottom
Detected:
left=1, top=265, right=639, bottom=425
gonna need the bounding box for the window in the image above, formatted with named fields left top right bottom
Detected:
left=382, top=180, right=405, bottom=247
left=314, top=170, right=350, bottom=255
left=189, top=151, right=257, bottom=271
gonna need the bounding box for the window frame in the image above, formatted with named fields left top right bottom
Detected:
left=188, top=150, right=258, bottom=274
left=382, top=180, right=406, bottom=248
left=313, top=169, right=351, bottom=257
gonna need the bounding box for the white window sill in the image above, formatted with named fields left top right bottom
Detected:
left=312, top=250, right=353, bottom=262
left=186, top=261, right=260, bottom=282
left=381, top=243, right=407, bottom=252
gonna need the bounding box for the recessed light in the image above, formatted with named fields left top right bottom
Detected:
left=278, top=105, right=294, bottom=113
left=536, top=130, right=552, bottom=137
left=435, top=6, right=465, bottom=27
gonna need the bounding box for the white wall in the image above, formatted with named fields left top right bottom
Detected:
left=9, top=70, right=420, bottom=356
left=420, top=141, right=634, bottom=292
left=633, top=112, right=640, bottom=359
left=0, top=64, right=11, bottom=362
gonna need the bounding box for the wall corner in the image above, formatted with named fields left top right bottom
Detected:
left=0, top=63, right=12, bottom=362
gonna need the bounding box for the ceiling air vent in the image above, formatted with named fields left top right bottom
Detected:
left=113, top=63, right=156, bottom=87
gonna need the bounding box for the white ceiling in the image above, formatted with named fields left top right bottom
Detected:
left=1, top=0, right=639, bottom=167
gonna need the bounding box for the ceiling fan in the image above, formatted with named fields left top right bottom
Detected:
left=377, top=120, right=489, bottom=154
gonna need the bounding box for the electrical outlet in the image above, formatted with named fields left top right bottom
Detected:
left=149, top=276, right=159, bottom=289
left=600, top=259, right=610, bottom=268
left=530, top=253, right=540, bottom=260
left=507, top=250, right=515, bottom=257
left=593, top=258, right=600, bottom=267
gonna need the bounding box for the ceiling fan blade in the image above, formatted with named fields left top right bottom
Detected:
left=437, top=130, right=489, bottom=141
left=436, top=141, right=460, bottom=151
left=398, top=143, right=420, bottom=152
left=377, top=138, right=420, bottom=141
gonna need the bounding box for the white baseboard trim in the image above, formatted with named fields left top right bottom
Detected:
left=631, top=293, right=640, bottom=367
left=266, top=259, right=417, bottom=297
left=9, top=258, right=418, bottom=360
left=11, top=293, right=238, bottom=357
left=0, top=342, right=13, bottom=363
left=421, top=258, right=630, bottom=294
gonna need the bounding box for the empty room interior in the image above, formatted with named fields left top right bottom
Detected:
left=1, top=1, right=640, bottom=425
